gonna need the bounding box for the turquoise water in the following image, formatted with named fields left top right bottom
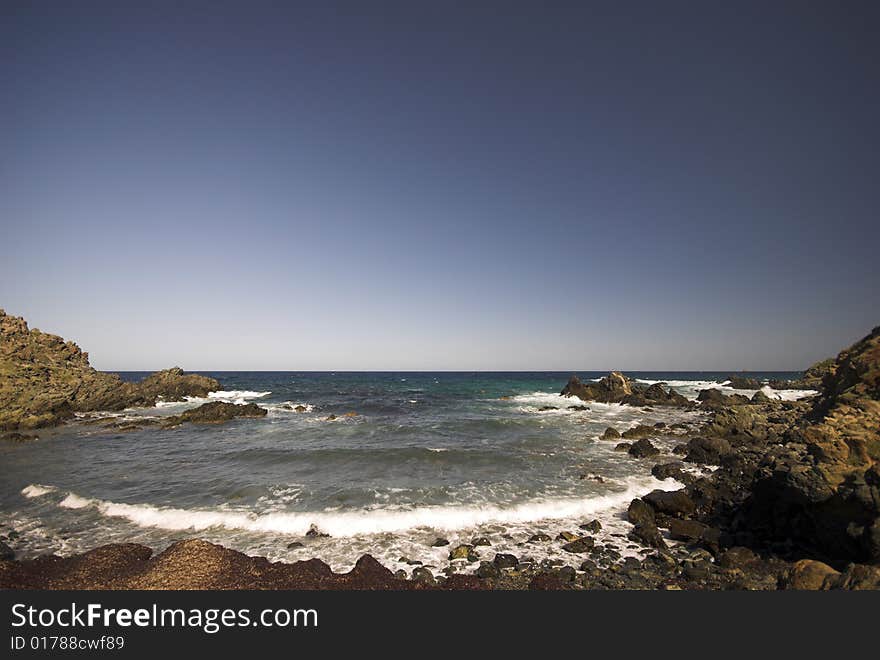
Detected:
left=0, top=371, right=804, bottom=571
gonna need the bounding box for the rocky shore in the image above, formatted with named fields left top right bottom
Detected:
left=2, top=309, right=879, bottom=590
left=0, top=309, right=240, bottom=433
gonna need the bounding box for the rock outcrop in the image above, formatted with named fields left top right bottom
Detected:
left=561, top=372, right=689, bottom=407
left=162, top=401, right=268, bottom=426
left=644, top=326, right=880, bottom=566
left=0, top=309, right=221, bottom=431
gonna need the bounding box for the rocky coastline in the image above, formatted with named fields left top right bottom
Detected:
left=2, top=308, right=879, bottom=590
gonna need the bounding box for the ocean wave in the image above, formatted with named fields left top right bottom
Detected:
left=33, top=476, right=678, bottom=538
left=154, top=389, right=272, bottom=408
left=21, top=484, right=57, bottom=498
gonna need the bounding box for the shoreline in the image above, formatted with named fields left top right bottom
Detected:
left=2, top=309, right=879, bottom=589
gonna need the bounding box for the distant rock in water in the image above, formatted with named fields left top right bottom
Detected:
left=560, top=372, right=689, bottom=407
left=726, top=375, right=762, bottom=389
left=0, top=309, right=221, bottom=431
left=162, top=401, right=267, bottom=426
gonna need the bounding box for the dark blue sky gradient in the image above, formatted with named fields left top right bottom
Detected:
left=2, top=2, right=878, bottom=370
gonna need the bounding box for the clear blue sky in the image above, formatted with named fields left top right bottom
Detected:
left=2, top=1, right=878, bottom=370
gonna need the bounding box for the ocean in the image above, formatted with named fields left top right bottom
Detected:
left=0, top=371, right=811, bottom=573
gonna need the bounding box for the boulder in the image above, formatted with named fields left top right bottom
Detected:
left=628, top=523, right=667, bottom=550
left=684, top=436, right=732, bottom=464
left=411, top=567, right=435, bottom=584
left=651, top=462, right=692, bottom=484
left=628, top=438, right=660, bottom=458
left=643, top=489, right=696, bottom=517
left=622, top=425, right=656, bottom=439
left=627, top=499, right=655, bottom=526
left=492, top=553, right=518, bottom=569
left=783, top=559, right=840, bottom=590
left=600, top=427, right=620, bottom=440
left=562, top=537, right=594, bottom=553
left=666, top=518, right=709, bottom=542
left=448, top=544, right=478, bottom=562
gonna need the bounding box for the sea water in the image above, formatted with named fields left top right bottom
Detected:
left=0, top=371, right=812, bottom=573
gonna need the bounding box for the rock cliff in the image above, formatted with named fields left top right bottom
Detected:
left=0, top=309, right=220, bottom=431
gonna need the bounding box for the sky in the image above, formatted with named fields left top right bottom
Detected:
left=1, top=1, right=878, bottom=371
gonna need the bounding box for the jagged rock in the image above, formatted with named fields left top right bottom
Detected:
left=0, top=309, right=220, bottom=431
left=561, top=372, right=688, bottom=407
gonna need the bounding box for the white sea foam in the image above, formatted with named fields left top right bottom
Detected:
left=39, top=475, right=676, bottom=538
left=21, top=484, right=57, bottom=498
left=59, top=493, right=93, bottom=509
left=154, top=389, right=272, bottom=409
left=208, top=390, right=271, bottom=401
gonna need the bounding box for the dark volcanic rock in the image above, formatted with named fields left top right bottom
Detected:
left=561, top=372, right=688, bottom=408
left=666, top=518, right=709, bottom=542
left=0, top=541, right=14, bottom=561
left=684, top=436, right=732, bottom=464
left=643, top=489, right=696, bottom=517
left=492, top=553, right=518, bottom=569
left=628, top=523, right=667, bottom=550
left=652, top=462, right=694, bottom=484
left=562, top=537, right=594, bottom=553
left=727, top=376, right=762, bottom=389
left=628, top=438, right=660, bottom=458
left=627, top=499, right=656, bottom=526
left=622, top=424, right=656, bottom=439
left=163, top=401, right=267, bottom=425
left=600, top=426, right=620, bottom=440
